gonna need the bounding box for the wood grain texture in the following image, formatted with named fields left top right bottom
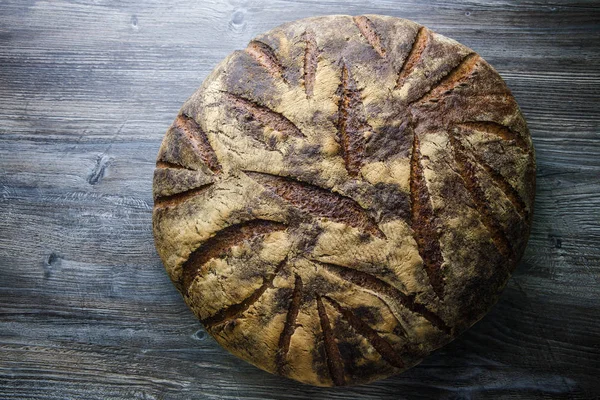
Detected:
left=0, top=0, right=598, bottom=398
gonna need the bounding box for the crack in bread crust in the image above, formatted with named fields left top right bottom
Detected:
left=153, top=15, right=535, bottom=387
left=396, top=26, right=429, bottom=88
left=245, top=40, right=286, bottom=82
left=155, top=160, right=194, bottom=170
left=170, top=113, right=222, bottom=173
left=319, top=261, right=451, bottom=335
left=316, top=295, right=346, bottom=386
left=459, top=121, right=530, bottom=153
left=245, top=171, right=385, bottom=239
left=336, top=63, right=371, bottom=177
left=303, top=30, right=318, bottom=98
left=410, top=128, right=446, bottom=298
left=411, top=53, right=480, bottom=104
left=181, top=220, right=287, bottom=293
left=353, top=15, right=387, bottom=58
left=275, top=274, right=304, bottom=374
left=202, top=257, right=288, bottom=327
left=323, top=296, right=405, bottom=368
left=224, top=92, right=306, bottom=141
left=154, top=183, right=214, bottom=208
left=449, top=132, right=515, bottom=260
left=461, top=134, right=530, bottom=219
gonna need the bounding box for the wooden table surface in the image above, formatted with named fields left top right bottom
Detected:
left=1, top=1, right=599, bottom=399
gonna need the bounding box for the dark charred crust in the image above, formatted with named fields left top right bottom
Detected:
left=364, top=118, right=413, bottom=162
left=371, top=182, right=411, bottom=222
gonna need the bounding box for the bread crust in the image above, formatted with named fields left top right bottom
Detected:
left=152, top=15, right=536, bottom=386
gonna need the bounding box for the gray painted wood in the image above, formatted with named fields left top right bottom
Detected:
left=1, top=0, right=599, bottom=398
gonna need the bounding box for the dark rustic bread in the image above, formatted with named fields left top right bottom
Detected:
left=152, top=15, right=536, bottom=387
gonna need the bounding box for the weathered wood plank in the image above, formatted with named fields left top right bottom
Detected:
left=0, top=0, right=599, bottom=398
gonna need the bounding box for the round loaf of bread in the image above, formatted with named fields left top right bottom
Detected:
left=153, top=15, right=535, bottom=386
